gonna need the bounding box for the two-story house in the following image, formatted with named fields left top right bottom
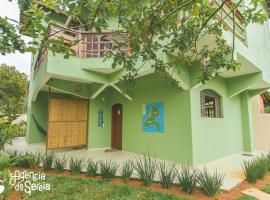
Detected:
left=24, top=1, right=270, bottom=165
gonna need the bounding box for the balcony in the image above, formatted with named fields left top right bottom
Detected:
left=34, top=24, right=130, bottom=76
left=214, top=0, right=247, bottom=43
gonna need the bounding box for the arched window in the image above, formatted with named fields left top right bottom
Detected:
left=200, top=90, right=222, bottom=118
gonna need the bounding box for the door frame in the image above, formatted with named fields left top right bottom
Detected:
left=111, top=103, right=123, bottom=150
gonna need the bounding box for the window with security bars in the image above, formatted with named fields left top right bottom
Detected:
left=200, top=90, right=222, bottom=118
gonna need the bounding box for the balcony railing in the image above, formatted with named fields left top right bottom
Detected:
left=214, top=0, right=247, bottom=43
left=34, top=24, right=130, bottom=76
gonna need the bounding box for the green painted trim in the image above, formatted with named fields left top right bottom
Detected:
left=227, top=72, right=262, bottom=98
left=240, top=91, right=254, bottom=152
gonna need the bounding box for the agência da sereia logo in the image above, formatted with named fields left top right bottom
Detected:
left=0, top=170, right=51, bottom=196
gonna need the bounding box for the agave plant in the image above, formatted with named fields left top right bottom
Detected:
left=54, top=156, right=67, bottom=173
left=100, top=160, right=118, bottom=180
left=69, top=157, right=84, bottom=175
left=121, top=160, right=134, bottom=182
left=177, top=165, right=197, bottom=194
left=197, top=168, right=224, bottom=197
left=86, top=159, right=98, bottom=177
left=134, top=154, right=157, bottom=186
left=158, top=161, right=176, bottom=189
left=243, top=154, right=269, bottom=183
left=42, top=152, right=55, bottom=171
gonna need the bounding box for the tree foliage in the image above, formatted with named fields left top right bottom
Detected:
left=1, top=0, right=268, bottom=85
left=0, top=17, right=26, bottom=55
left=0, top=64, right=28, bottom=121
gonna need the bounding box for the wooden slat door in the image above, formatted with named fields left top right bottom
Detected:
left=47, top=98, right=88, bottom=149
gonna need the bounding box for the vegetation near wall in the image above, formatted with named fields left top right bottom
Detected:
left=0, top=64, right=28, bottom=122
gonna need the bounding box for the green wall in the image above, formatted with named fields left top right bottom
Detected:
left=26, top=74, right=255, bottom=166
left=26, top=92, right=48, bottom=144
left=240, top=91, right=254, bottom=151
left=108, top=74, right=193, bottom=164
left=190, top=77, right=244, bottom=165
left=88, top=89, right=111, bottom=149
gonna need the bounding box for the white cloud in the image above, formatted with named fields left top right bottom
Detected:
left=0, top=0, right=32, bottom=75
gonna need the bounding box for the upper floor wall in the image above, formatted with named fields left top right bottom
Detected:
left=26, top=1, right=270, bottom=102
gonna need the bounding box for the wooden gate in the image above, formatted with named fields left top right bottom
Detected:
left=47, top=98, right=88, bottom=150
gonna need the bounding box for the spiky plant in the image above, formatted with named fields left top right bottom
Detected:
left=158, top=162, right=176, bottom=189
left=121, top=160, right=134, bottom=182
left=42, top=152, right=55, bottom=171
left=177, top=165, right=197, bottom=194
left=134, top=154, right=157, bottom=186
left=12, top=152, right=36, bottom=168
left=54, top=156, right=67, bottom=173
left=0, top=154, right=15, bottom=170
left=86, top=159, right=98, bottom=177
left=69, top=157, right=84, bottom=175
left=197, top=168, right=224, bottom=197
left=99, top=160, right=118, bottom=180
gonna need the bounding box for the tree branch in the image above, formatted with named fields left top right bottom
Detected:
left=197, top=0, right=227, bottom=36
left=89, top=0, right=106, bottom=31
left=232, top=10, right=235, bottom=61
left=158, top=0, right=195, bottom=25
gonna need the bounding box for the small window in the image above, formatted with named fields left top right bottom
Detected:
left=200, top=90, right=222, bottom=118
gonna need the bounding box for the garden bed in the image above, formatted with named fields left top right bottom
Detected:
left=6, top=166, right=270, bottom=200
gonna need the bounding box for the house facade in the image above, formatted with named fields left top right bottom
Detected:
left=252, top=92, right=270, bottom=150
left=24, top=2, right=270, bottom=166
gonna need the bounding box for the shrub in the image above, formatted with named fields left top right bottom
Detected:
left=243, top=158, right=259, bottom=183
left=0, top=154, right=15, bottom=170
left=32, top=152, right=44, bottom=167
left=42, top=152, right=55, bottom=171
left=54, top=156, right=67, bottom=173
left=69, top=157, right=84, bottom=175
left=134, top=154, right=157, bottom=186
left=158, top=162, right=176, bottom=189
left=257, top=156, right=268, bottom=179
left=267, top=153, right=270, bottom=171
left=13, top=152, right=36, bottom=168
left=9, top=151, right=42, bottom=168
left=177, top=165, right=197, bottom=194
left=0, top=169, right=13, bottom=199
left=197, top=168, right=224, bottom=197
left=100, top=160, right=118, bottom=180
left=86, top=159, right=98, bottom=177
left=243, top=154, right=269, bottom=183
left=121, top=160, right=134, bottom=182
left=0, top=124, right=15, bottom=150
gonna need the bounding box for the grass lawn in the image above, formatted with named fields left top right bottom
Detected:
left=23, top=176, right=191, bottom=200
left=236, top=195, right=258, bottom=200
left=236, top=182, right=270, bottom=200
left=261, top=184, right=270, bottom=194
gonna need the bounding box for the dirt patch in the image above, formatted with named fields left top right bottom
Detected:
left=8, top=167, right=270, bottom=200
left=9, top=189, right=22, bottom=200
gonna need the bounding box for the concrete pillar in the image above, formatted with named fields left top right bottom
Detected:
left=240, top=91, right=254, bottom=151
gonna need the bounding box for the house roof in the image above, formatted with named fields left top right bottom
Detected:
left=260, top=91, right=270, bottom=106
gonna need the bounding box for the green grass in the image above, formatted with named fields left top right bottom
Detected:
left=23, top=176, right=191, bottom=200
left=237, top=184, right=270, bottom=200
left=261, top=184, right=270, bottom=194
left=236, top=195, right=258, bottom=200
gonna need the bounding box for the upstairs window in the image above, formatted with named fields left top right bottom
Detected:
left=200, top=90, right=222, bottom=118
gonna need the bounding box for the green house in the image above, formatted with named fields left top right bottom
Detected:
left=24, top=2, right=270, bottom=166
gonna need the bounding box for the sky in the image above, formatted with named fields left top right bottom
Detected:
left=0, top=0, right=32, bottom=75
